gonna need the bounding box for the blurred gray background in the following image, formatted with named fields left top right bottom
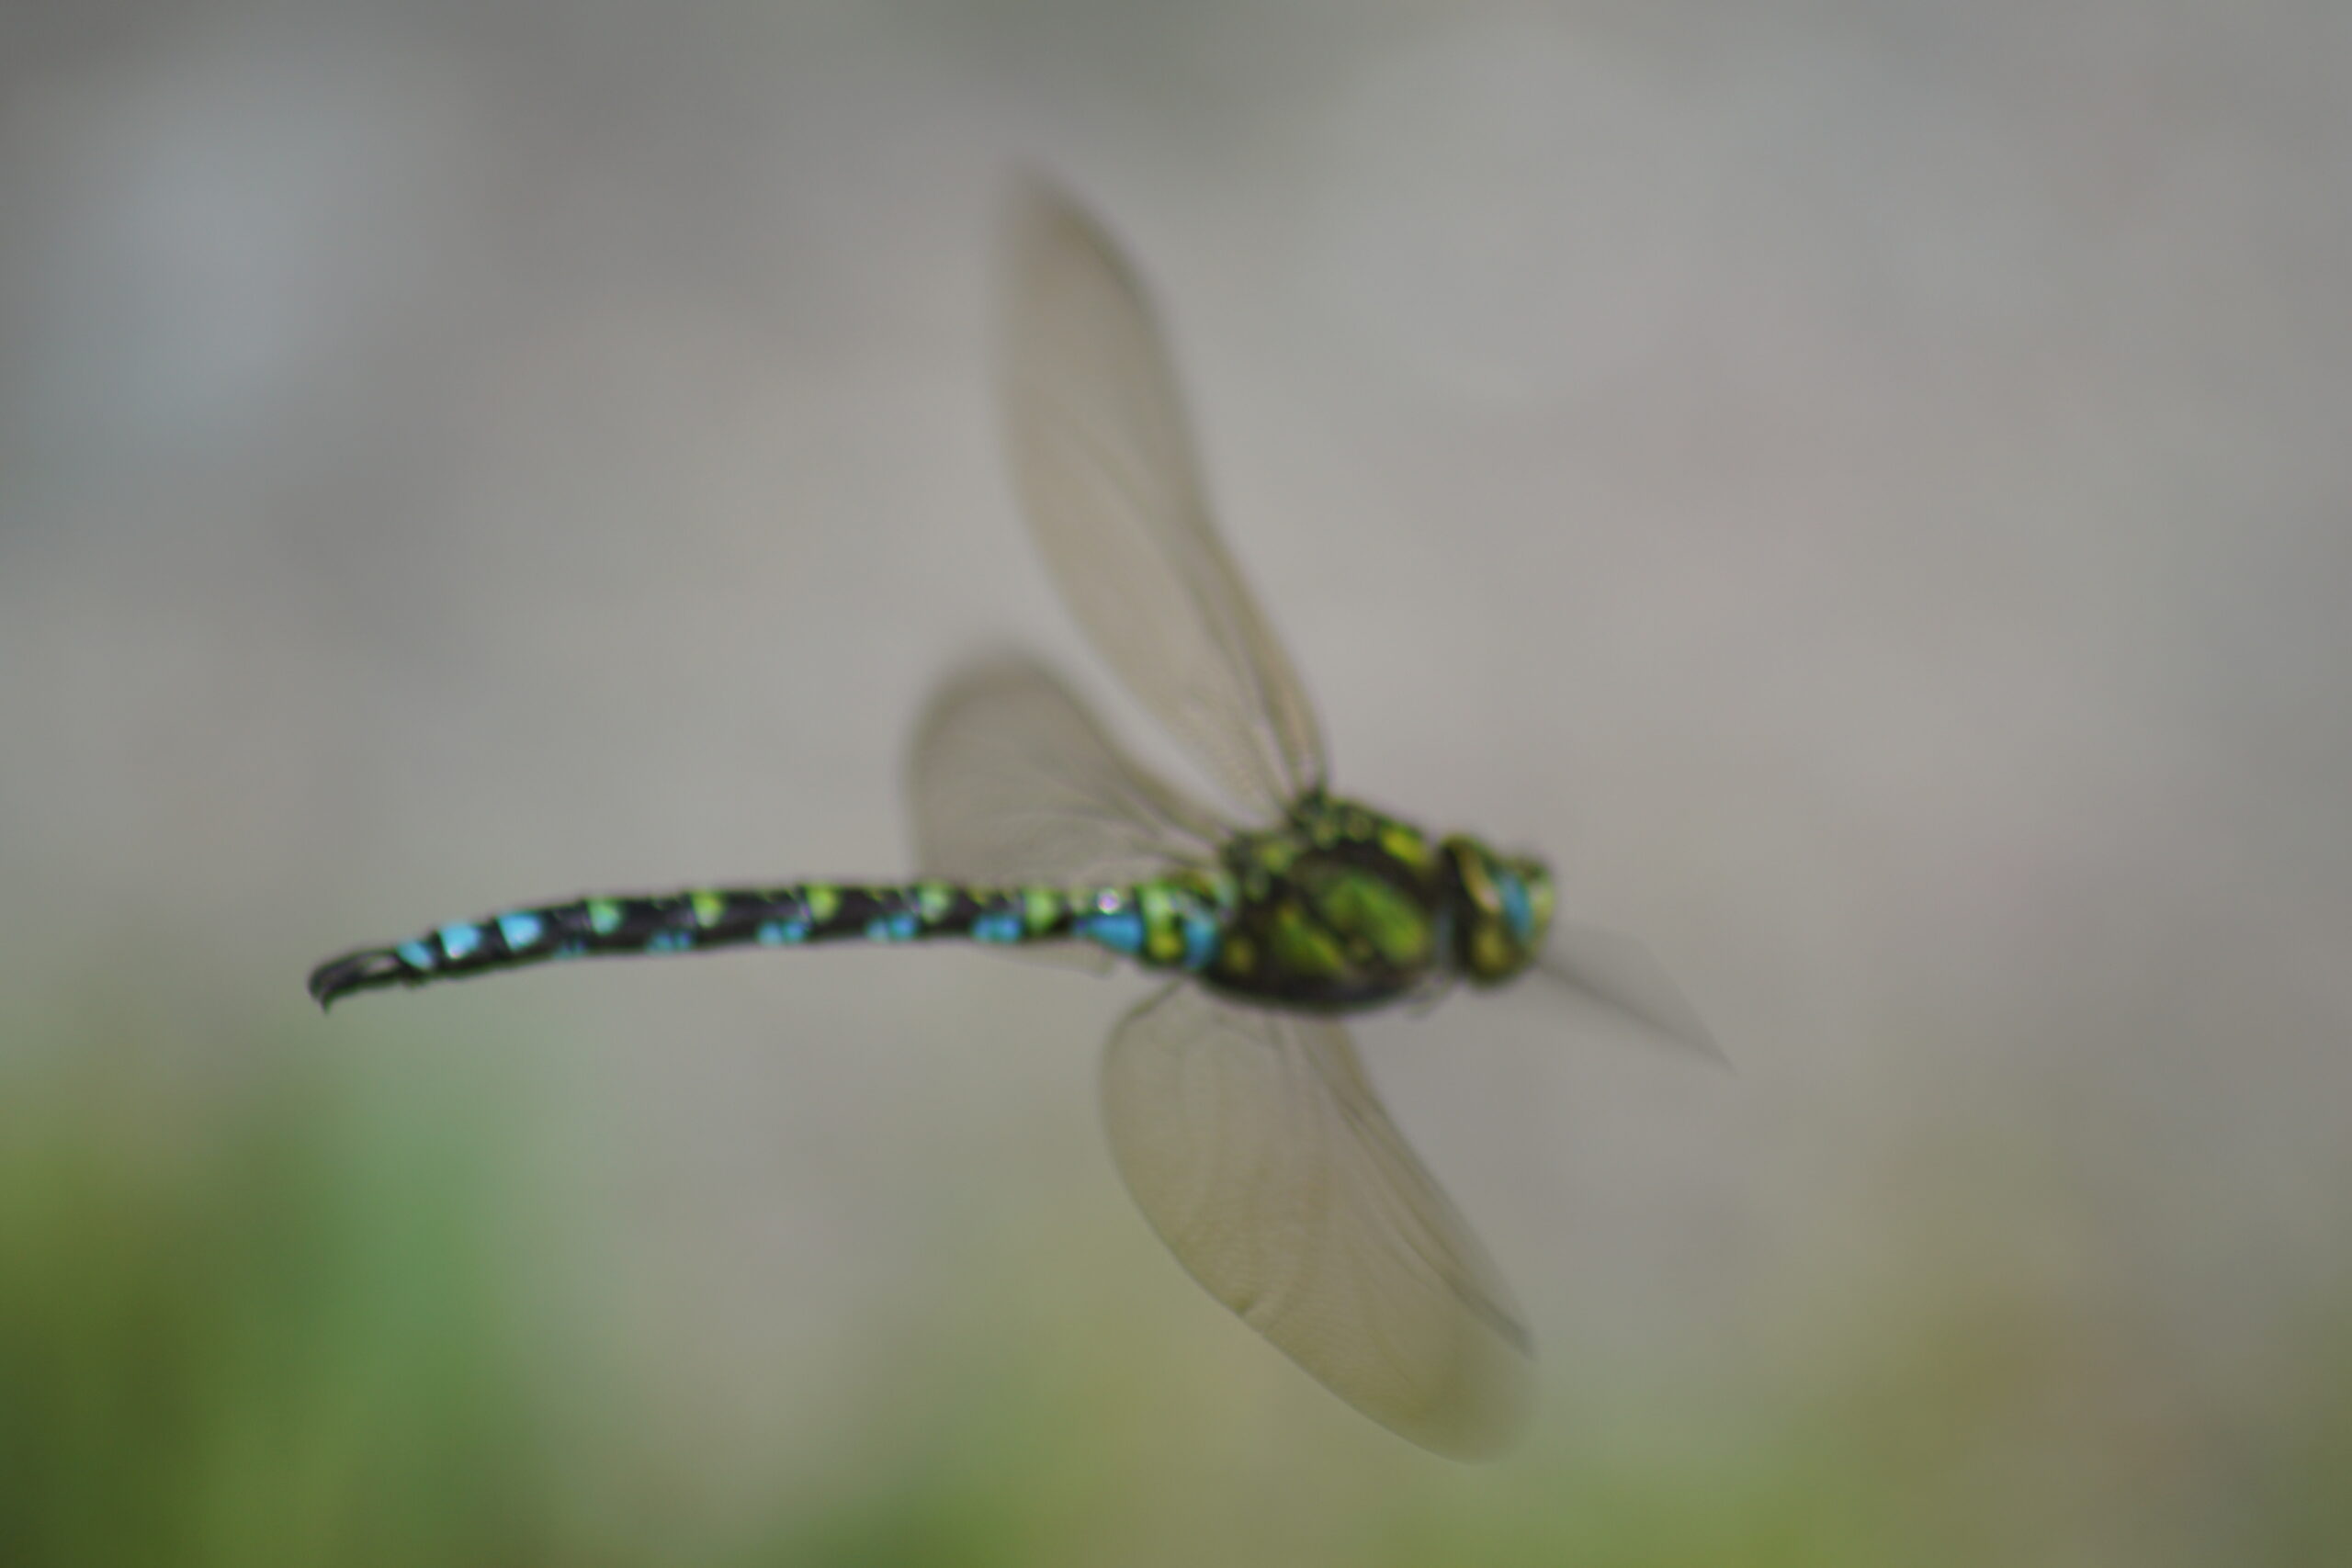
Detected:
left=3, top=2, right=2348, bottom=1562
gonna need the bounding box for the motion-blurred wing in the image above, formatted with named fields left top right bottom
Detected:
left=1538, top=921, right=1724, bottom=1064
left=1101, top=985, right=1532, bottom=1458
left=1001, top=179, right=1328, bottom=820
left=908, top=653, right=1229, bottom=889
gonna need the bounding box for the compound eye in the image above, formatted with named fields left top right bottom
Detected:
left=1442, top=836, right=1542, bottom=984
left=1496, top=869, right=1534, bottom=949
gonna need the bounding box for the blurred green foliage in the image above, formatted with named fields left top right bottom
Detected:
left=2, top=1010, right=2346, bottom=1568
left=0, top=1021, right=560, bottom=1567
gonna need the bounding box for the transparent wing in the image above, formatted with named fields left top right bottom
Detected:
left=1101, top=985, right=1532, bottom=1458
left=1537, top=921, right=1724, bottom=1066
left=1001, top=179, right=1328, bottom=820
left=907, top=653, right=1230, bottom=889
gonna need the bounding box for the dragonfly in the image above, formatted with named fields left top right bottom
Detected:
left=310, top=181, right=1715, bottom=1459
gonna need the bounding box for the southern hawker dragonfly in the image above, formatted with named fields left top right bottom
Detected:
left=311, top=182, right=1716, bottom=1458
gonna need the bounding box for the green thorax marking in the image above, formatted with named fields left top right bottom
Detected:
left=1204, top=793, right=1445, bottom=1013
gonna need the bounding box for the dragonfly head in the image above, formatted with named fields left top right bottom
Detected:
left=1441, top=836, right=1555, bottom=986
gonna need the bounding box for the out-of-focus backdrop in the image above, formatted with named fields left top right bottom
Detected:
left=5, top=2, right=2348, bottom=1562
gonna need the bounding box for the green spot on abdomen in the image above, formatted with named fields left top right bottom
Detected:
left=1136, top=884, right=1184, bottom=964
left=913, top=882, right=956, bottom=923
left=1022, top=886, right=1062, bottom=935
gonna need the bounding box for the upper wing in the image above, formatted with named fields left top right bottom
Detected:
left=1100, top=984, right=1532, bottom=1459
left=1001, top=179, right=1328, bottom=821
left=1537, top=921, right=1724, bottom=1065
left=907, top=653, right=1230, bottom=889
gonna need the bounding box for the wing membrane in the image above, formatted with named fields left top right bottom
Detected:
left=1001, top=180, right=1328, bottom=819
left=907, top=653, right=1228, bottom=889
left=1101, top=985, right=1531, bottom=1458
left=1538, top=921, right=1724, bottom=1064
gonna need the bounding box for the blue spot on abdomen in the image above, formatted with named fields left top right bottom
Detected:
left=1180, top=911, right=1221, bottom=972
left=970, top=909, right=1023, bottom=944
left=497, top=912, right=544, bottom=951
left=437, top=923, right=482, bottom=961
left=1080, top=910, right=1146, bottom=957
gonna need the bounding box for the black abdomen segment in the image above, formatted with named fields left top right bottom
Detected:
left=307, top=882, right=1074, bottom=1008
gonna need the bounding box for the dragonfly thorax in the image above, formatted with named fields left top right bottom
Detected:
left=1192, top=795, right=1440, bottom=1012
left=1197, top=795, right=1550, bottom=1012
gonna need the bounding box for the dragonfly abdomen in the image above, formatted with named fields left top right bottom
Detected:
left=307, top=875, right=1233, bottom=1008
